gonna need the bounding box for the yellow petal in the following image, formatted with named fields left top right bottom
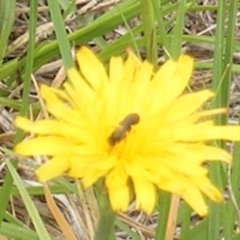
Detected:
left=157, top=174, right=208, bottom=216
left=15, top=137, right=73, bottom=156
left=76, top=47, right=109, bottom=93
left=109, top=56, right=124, bottom=85
left=66, top=68, right=95, bottom=110
left=165, top=90, right=215, bottom=121
left=191, top=176, right=223, bottom=203
left=108, top=185, right=130, bottom=212
left=151, top=55, right=194, bottom=110
left=181, top=184, right=208, bottom=216
left=131, top=61, right=153, bottom=111
left=36, top=155, right=70, bottom=182
left=176, top=125, right=240, bottom=142
left=132, top=176, right=156, bottom=214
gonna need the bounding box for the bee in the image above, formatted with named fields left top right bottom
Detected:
left=108, top=113, right=140, bottom=146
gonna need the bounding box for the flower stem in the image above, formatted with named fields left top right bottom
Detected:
left=94, top=181, right=116, bottom=240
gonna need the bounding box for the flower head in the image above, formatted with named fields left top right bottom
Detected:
left=15, top=47, right=240, bottom=216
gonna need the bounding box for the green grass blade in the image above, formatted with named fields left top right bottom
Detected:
left=46, top=0, right=73, bottom=68
left=221, top=1, right=238, bottom=238
left=0, top=222, right=41, bottom=240
left=0, top=0, right=16, bottom=64
left=139, top=0, right=157, bottom=65
left=0, top=0, right=38, bottom=226
left=178, top=203, right=192, bottom=240
left=6, top=160, right=51, bottom=240
left=169, top=0, right=186, bottom=58
left=207, top=1, right=227, bottom=240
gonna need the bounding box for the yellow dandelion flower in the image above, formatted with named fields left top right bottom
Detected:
left=14, top=47, right=240, bottom=216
